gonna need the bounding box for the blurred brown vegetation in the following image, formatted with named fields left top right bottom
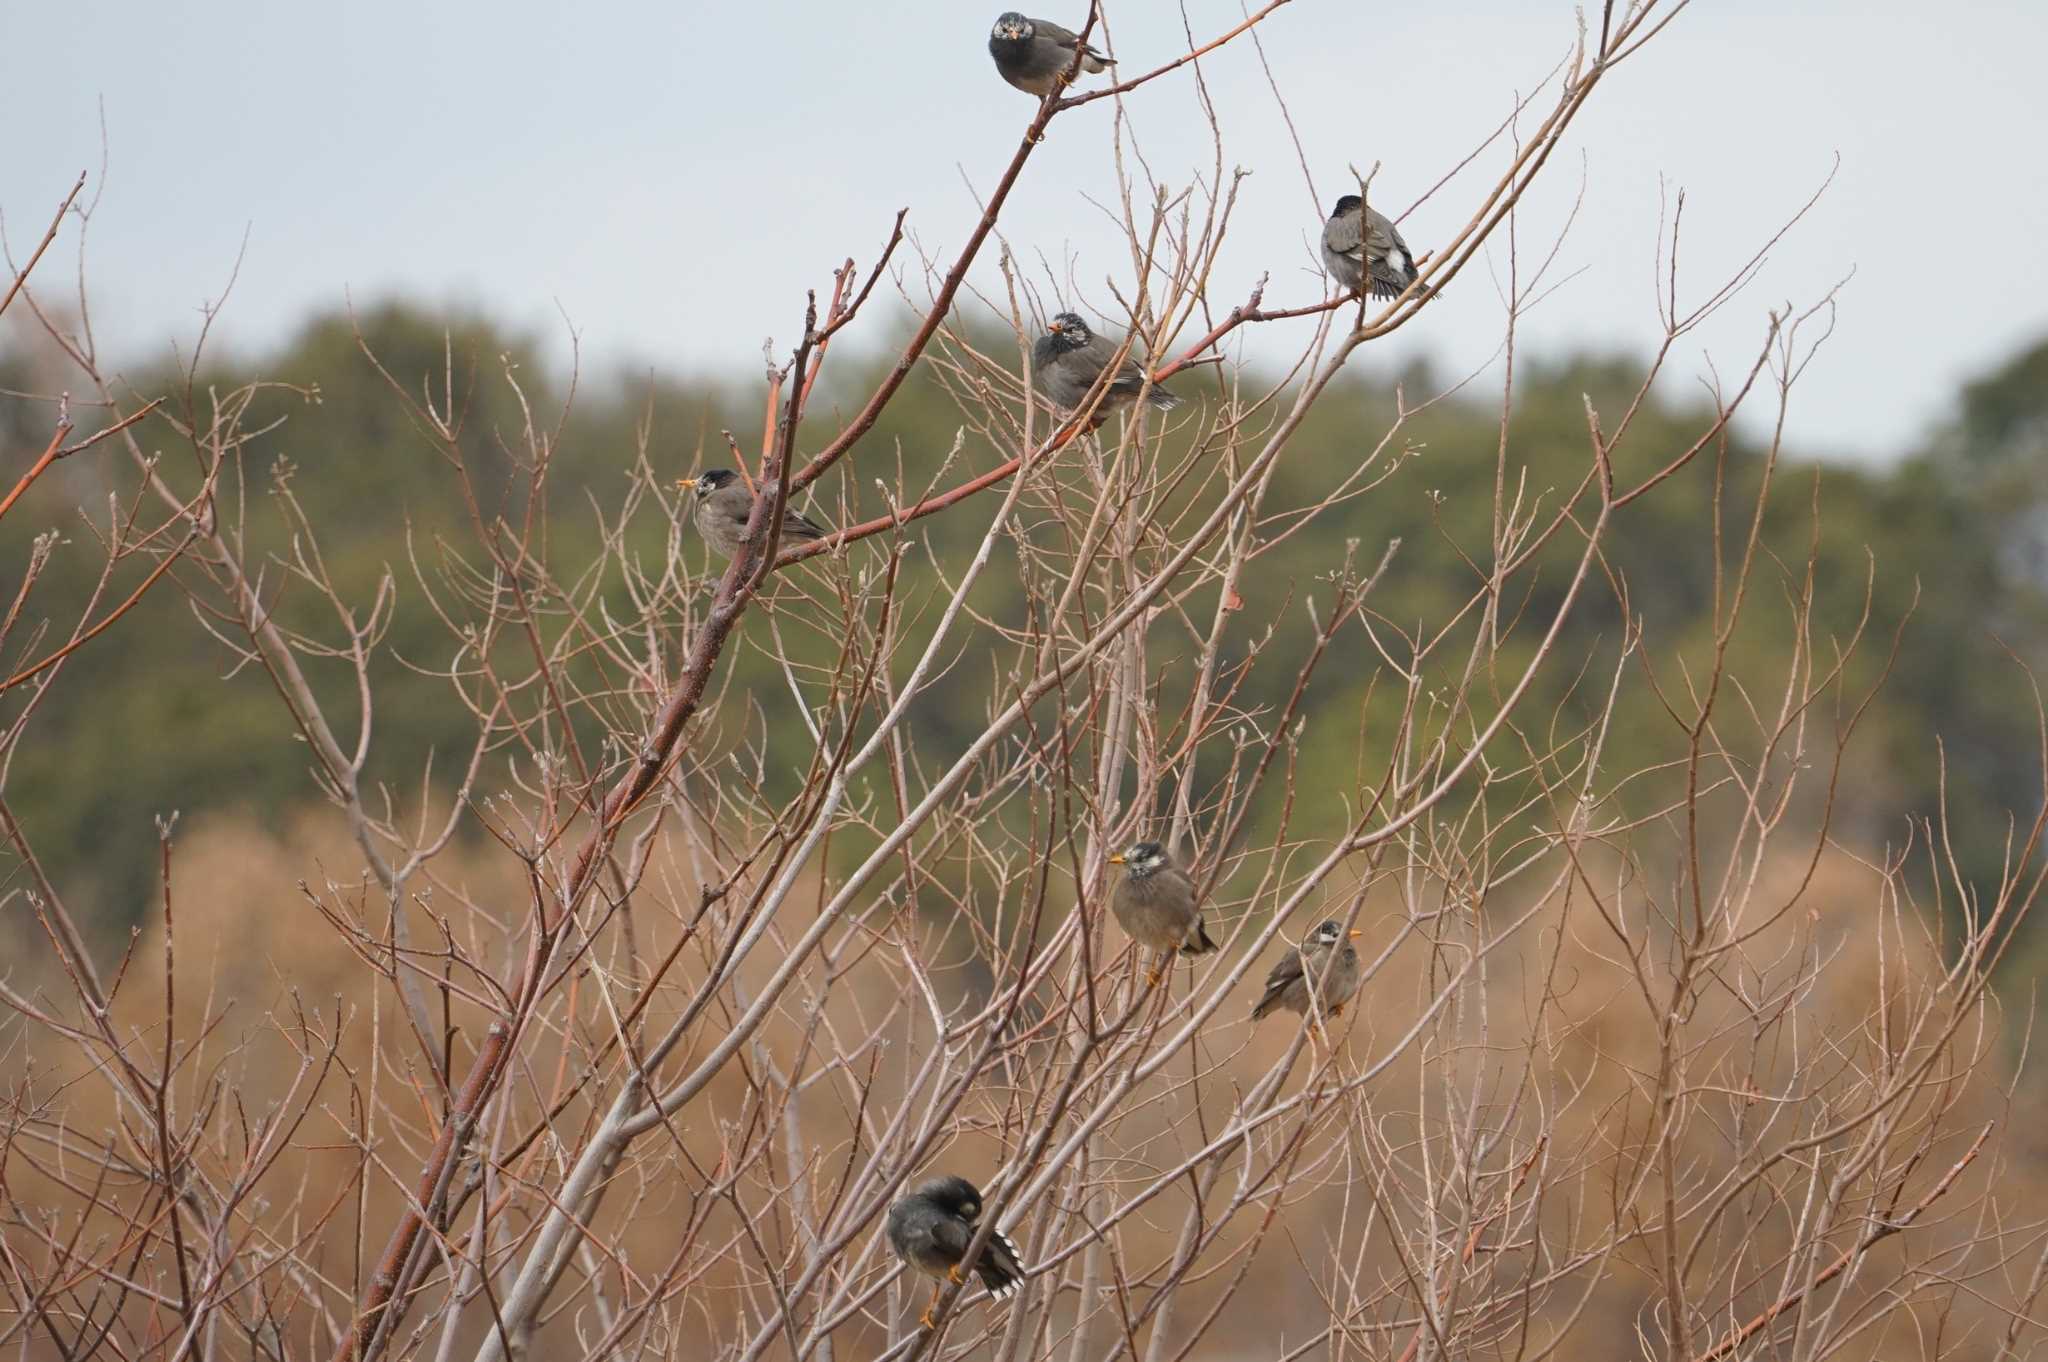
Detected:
left=10, top=810, right=2039, bottom=1358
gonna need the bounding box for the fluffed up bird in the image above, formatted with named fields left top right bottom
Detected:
left=1251, top=919, right=1363, bottom=1026
left=1033, top=312, right=1180, bottom=422
left=1106, top=840, right=1220, bottom=983
left=677, top=468, right=830, bottom=559
left=1321, top=194, right=1420, bottom=301
left=988, top=12, right=1112, bottom=97
left=886, top=1175, right=1026, bottom=1329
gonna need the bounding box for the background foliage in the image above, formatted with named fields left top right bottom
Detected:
left=7, top=306, right=2045, bottom=953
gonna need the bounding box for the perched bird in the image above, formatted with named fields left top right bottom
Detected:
left=1321, top=194, right=1420, bottom=301
left=1106, top=840, right=1220, bottom=983
left=677, top=468, right=830, bottom=559
left=886, top=1175, right=1026, bottom=1329
left=988, top=12, right=1112, bottom=97
left=1251, top=919, right=1363, bottom=1025
left=1033, top=312, right=1180, bottom=421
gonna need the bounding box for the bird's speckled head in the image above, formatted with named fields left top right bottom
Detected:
left=683, top=468, right=741, bottom=502
left=1044, top=311, right=1092, bottom=355
left=1109, top=840, right=1169, bottom=878
left=912, top=1175, right=986, bottom=1220
left=1311, top=919, right=1360, bottom=946
left=1331, top=194, right=1362, bottom=216
left=991, top=11, right=1034, bottom=42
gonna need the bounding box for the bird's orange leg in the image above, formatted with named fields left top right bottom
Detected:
left=920, top=1282, right=943, bottom=1330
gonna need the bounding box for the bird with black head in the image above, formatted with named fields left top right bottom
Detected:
left=1320, top=193, right=1421, bottom=301
left=886, top=1175, right=1026, bottom=1329
left=1032, top=312, right=1180, bottom=425
left=1251, top=918, right=1363, bottom=1030
left=676, top=468, right=831, bottom=560
left=1105, top=840, right=1219, bottom=985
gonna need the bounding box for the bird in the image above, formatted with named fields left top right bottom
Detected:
left=676, top=468, right=830, bottom=559
left=1321, top=194, right=1421, bottom=301
left=988, top=12, right=1112, bottom=97
left=1250, top=919, right=1363, bottom=1026
left=1032, top=312, right=1180, bottom=422
left=885, top=1175, right=1026, bottom=1329
left=1105, top=840, right=1220, bottom=983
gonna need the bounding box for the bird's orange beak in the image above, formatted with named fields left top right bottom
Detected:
left=1106, top=852, right=1125, bottom=865
left=676, top=477, right=698, bottom=491
left=1048, top=318, right=1065, bottom=334
left=1348, top=929, right=1363, bottom=939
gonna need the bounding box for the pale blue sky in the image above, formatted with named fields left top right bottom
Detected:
left=4, top=1, right=2043, bottom=461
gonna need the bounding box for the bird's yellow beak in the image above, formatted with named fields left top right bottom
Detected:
left=1348, top=929, right=1363, bottom=940
left=1106, top=853, right=1125, bottom=865
left=676, top=477, right=697, bottom=491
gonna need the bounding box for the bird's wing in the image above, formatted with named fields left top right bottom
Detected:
left=1252, top=948, right=1306, bottom=1016
left=927, top=1215, right=974, bottom=1269
left=784, top=508, right=830, bottom=542
left=1365, top=206, right=1412, bottom=263
left=1087, top=335, right=1154, bottom=397
left=1322, top=207, right=1365, bottom=261
left=1034, top=18, right=1103, bottom=53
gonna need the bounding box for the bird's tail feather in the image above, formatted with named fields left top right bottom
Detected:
left=1370, top=262, right=1427, bottom=303
left=1180, top=919, right=1220, bottom=955
left=978, top=1229, right=1026, bottom=1300
left=1147, top=387, right=1182, bottom=411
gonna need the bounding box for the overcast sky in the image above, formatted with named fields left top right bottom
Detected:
left=4, top=1, right=2044, bottom=462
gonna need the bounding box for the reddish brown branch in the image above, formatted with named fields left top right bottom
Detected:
left=777, top=419, right=1088, bottom=566
left=1688, top=1123, right=1993, bottom=1362
left=0, top=399, right=164, bottom=525
left=0, top=422, right=71, bottom=525
left=340, top=1021, right=510, bottom=1361
left=1055, top=0, right=1294, bottom=111
left=0, top=528, right=197, bottom=692
left=333, top=313, right=828, bottom=1362
left=0, top=172, right=85, bottom=322
left=819, top=207, right=907, bottom=343
left=785, top=70, right=1069, bottom=496
left=1148, top=278, right=1346, bottom=384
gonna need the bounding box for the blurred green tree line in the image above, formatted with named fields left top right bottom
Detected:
left=3, top=303, right=2045, bottom=963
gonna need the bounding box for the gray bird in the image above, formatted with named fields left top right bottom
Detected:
left=677, top=468, right=829, bottom=559
left=1032, top=312, right=1180, bottom=421
left=1106, top=840, right=1220, bottom=983
left=886, top=1175, right=1026, bottom=1329
left=988, top=12, right=1112, bottom=97
left=1250, top=919, right=1363, bottom=1024
left=1321, top=194, right=1420, bottom=301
